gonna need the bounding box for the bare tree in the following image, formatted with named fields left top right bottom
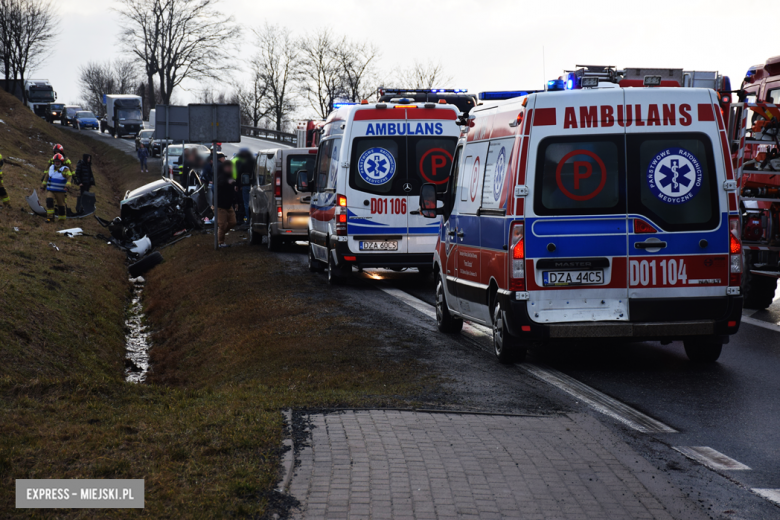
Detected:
left=252, top=23, right=300, bottom=131
left=336, top=39, right=380, bottom=103
left=299, top=29, right=347, bottom=119
left=3, top=0, right=57, bottom=103
left=393, top=60, right=453, bottom=90
left=116, top=0, right=239, bottom=106
left=0, top=0, right=22, bottom=87
left=79, top=60, right=139, bottom=116
left=234, top=63, right=268, bottom=128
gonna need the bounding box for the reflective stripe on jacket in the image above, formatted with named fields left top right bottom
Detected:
left=45, top=166, right=71, bottom=192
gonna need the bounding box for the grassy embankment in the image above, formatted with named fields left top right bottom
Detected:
left=0, top=90, right=433, bottom=518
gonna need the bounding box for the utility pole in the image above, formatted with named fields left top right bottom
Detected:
left=213, top=105, right=219, bottom=250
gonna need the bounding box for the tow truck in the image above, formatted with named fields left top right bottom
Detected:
left=728, top=56, right=780, bottom=309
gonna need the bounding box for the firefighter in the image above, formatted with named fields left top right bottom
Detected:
left=48, top=144, right=72, bottom=168
left=40, top=153, right=72, bottom=222
left=0, top=153, right=8, bottom=207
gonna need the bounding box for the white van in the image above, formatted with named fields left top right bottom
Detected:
left=296, top=100, right=462, bottom=283
left=419, top=84, right=744, bottom=363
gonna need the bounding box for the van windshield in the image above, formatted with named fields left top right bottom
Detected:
left=349, top=135, right=457, bottom=196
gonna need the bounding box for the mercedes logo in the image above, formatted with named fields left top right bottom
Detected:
left=403, top=182, right=412, bottom=193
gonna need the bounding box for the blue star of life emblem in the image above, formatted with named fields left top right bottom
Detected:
left=358, top=147, right=396, bottom=186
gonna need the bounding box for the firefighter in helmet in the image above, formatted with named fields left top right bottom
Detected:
left=48, top=144, right=72, bottom=168
left=40, top=153, right=72, bottom=222
left=0, top=152, right=8, bottom=207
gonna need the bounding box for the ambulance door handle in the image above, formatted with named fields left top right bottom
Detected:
left=635, top=240, right=668, bottom=250
left=457, top=231, right=464, bottom=238
left=448, top=229, right=456, bottom=237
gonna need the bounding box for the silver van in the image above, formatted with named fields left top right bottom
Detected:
left=248, top=147, right=317, bottom=250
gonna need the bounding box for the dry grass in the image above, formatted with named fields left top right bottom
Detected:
left=0, top=90, right=434, bottom=518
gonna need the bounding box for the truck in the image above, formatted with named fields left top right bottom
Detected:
left=0, top=79, right=57, bottom=118
left=147, top=109, right=156, bottom=130
left=102, top=94, right=143, bottom=138
left=728, top=55, right=780, bottom=309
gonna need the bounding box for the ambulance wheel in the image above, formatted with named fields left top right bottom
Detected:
left=327, top=251, right=345, bottom=285
left=308, top=243, right=325, bottom=272
left=435, top=275, right=462, bottom=334
left=742, top=267, right=777, bottom=310
left=492, top=301, right=525, bottom=364
left=683, top=337, right=723, bottom=363
left=267, top=232, right=281, bottom=252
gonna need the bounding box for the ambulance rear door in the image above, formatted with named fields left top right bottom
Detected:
left=525, top=90, right=630, bottom=324
left=624, top=89, right=730, bottom=319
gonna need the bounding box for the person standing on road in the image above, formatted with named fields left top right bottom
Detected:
left=41, top=154, right=72, bottom=222
left=0, top=152, right=9, bottom=208
left=137, top=143, right=149, bottom=173
left=73, top=154, right=96, bottom=215
left=216, top=160, right=237, bottom=248
left=232, top=148, right=254, bottom=224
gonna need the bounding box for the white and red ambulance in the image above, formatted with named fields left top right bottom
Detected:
left=419, top=79, right=744, bottom=363
left=297, top=99, right=461, bottom=283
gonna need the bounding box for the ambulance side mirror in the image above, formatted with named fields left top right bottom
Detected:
left=296, top=170, right=310, bottom=192
left=419, top=184, right=439, bottom=218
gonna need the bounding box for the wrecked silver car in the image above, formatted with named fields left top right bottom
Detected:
left=98, top=176, right=211, bottom=247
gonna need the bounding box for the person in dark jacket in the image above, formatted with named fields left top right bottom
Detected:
left=216, top=160, right=237, bottom=247
left=73, top=154, right=96, bottom=214
left=137, top=143, right=149, bottom=173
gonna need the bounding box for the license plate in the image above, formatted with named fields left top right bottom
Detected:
left=359, top=241, right=398, bottom=251
left=543, top=270, right=603, bottom=286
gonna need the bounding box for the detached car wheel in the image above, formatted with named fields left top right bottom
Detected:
left=493, top=301, right=525, bottom=364
left=436, top=275, right=462, bottom=333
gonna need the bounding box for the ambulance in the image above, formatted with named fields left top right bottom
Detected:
left=296, top=99, right=461, bottom=283
left=419, top=71, right=744, bottom=364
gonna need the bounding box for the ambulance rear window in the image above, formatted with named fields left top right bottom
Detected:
left=627, top=132, right=719, bottom=232
left=534, top=135, right=625, bottom=216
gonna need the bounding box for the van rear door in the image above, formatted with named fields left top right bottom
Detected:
left=625, top=90, right=729, bottom=320
left=525, top=90, right=629, bottom=323
left=283, top=151, right=317, bottom=232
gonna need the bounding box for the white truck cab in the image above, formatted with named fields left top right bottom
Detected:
left=298, top=100, right=462, bottom=283
left=420, top=79, right=743, bottom=364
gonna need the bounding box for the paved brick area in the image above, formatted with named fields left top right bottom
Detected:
left=289, top=411, right=707, bottom=520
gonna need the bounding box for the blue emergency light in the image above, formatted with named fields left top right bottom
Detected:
left=478, top=90, right=540, bottom=101
left=547, top=79, right=566, bottom=91
left=381, top=88, right=468, bottom=94
left=333, top=102, right=357, bottom=109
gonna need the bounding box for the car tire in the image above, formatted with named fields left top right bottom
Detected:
left=683, top=337, right=723, bottom=363
left=436, top=275, right=463, bottom=333
left=128, top=252, right=163, bottom=278
left=267, top=231, right=281, bottom=252
left=492, top=300, right=525, bottom=364
left=742, top=261, right=778, bottom=310
left=248, top=213, right=263, bottom=245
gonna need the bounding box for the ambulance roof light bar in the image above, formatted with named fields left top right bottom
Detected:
left=478, top=90, right=541, bottom=101
left=378, top=88, right=468, bottom=96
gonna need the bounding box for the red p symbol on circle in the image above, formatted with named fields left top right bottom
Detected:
left=573, top=161, right=592, bottom=189
left=431, top=155, right=447, bottom=179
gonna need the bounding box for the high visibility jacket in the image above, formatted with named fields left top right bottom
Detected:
left=42, top=165, right=72, bottom=192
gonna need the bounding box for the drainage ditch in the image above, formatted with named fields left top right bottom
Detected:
left=124, top=277, right=152, bottom=383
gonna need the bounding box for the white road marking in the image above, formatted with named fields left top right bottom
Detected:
left=380, top=285, right=676, bottom=434
left=673, top=446, right=750, bottom=471
left=740, top=315, right=780, bottom=333
left=752, top=489, right=780, bottom=506
left=519, top=364, right=677, bottom=434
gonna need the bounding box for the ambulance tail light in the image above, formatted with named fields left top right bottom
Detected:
left=729, top=216, right=742, bottom=287
left=336, top=194, right=348, bottom=236
left=509, top=222, right=525, bottom=291
left=274, top=169, right=282, bottom=197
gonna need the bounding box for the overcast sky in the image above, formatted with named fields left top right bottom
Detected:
left=37, top=0, right=771, bottom=118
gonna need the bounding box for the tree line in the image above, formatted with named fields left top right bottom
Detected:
left=2, top=0, right=451, bottom=132
left=0, top=0, right=57, bottom=104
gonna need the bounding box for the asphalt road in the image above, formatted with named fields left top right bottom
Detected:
left=87, top=127, right=780, bottom=517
